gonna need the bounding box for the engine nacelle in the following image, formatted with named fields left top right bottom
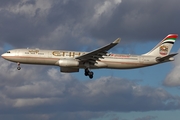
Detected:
left=59, top=59, right=79, bottom=67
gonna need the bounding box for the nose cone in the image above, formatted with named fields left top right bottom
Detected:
left=1, top=53, right=5, bottom=58
left=1, top=53, right=7, bottom=59
left=1, top=52, right=14, bottom=61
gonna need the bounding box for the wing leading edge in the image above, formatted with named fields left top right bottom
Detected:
left=76, top=38, right=120, bottom=63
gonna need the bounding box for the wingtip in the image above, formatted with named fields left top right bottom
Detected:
left=113, top=38, right=121, bottom=44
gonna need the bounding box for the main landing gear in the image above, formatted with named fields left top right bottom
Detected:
left=17, top=62, right=21, bottom=70
left=84, top=68, right=94, bottom=79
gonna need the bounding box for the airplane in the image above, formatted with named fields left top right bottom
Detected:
left=1, top=34, right=178, bottom=79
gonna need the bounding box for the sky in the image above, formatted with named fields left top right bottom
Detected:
left=0, top=0, right=180, bottom=120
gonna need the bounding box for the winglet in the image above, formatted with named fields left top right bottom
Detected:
left=112, top=38, right=121, bottom=44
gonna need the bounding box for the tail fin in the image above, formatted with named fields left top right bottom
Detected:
left=144, top=34, right=178, bottom=57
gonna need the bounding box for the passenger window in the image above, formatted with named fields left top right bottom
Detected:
left=7, top=51, right=10, bottom=53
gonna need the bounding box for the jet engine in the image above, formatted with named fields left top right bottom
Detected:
left=58, top=59, right=79, bottom=67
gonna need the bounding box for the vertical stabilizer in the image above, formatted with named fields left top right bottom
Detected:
left=144, top=34, right=178, bottom=57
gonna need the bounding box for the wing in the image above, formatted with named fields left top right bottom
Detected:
left=76, top=38, right=120, bottom=63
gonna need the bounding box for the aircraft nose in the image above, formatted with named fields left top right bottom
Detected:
left=1, top=53, right=6, bottom=58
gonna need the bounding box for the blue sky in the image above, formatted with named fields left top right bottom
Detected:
left=0, top=0, right=180, bottom=120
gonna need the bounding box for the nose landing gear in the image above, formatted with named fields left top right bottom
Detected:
left=84, top=68, right=94, bottom=79
left=17, top=63, right=21, bottom=70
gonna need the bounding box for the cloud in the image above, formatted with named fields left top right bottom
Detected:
left=163, top=49, right=180, bottom=87
left=0, top=0, right=180, bottom=119
left=1, top=0, right=179, bottom=51
left=0, top=54, right=180, bottom=119
left=89, top=0, right=180, bottom=42
left=2, top=0, right=51, bottom=17
left=93, top=0, right=122, bottom=21
left=135, top=115, right=157, bottom=120
left=0, top=60, right=180, bottom=119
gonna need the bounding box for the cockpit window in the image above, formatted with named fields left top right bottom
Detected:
left=6, top=51, right=11, bottom=53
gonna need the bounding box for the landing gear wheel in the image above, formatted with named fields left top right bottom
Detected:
left=84, top=68, right=94, bottom=79
left=89, top=71, right=94, bottom=79
left=17, top=66, right=21, bottom=70
left=89, top=75, right=93, bottom=79
left=84, top=68, right=89, bottom=76
left=17, top=62, right=21, bottom=70
left=85, top=72, right=88, bottom=76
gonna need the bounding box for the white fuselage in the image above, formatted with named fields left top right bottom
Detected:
left=1, top=49, right=159, bottom=70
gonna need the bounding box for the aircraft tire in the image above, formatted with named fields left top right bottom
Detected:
left=89, top=75, right=93, bottom=79
left=17, top=67, right=21, bottom=70
left=88, top=71, right=93, bottom=79
left=85, top=68, right=90, bottom=76
left=85, top=72, right=88, bottom=76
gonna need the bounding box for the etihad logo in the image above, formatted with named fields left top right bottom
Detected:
left=159, top=45, right=168, bottom=55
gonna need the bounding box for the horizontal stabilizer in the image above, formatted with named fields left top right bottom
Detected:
left=156, top=53, right=178, bottom=62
